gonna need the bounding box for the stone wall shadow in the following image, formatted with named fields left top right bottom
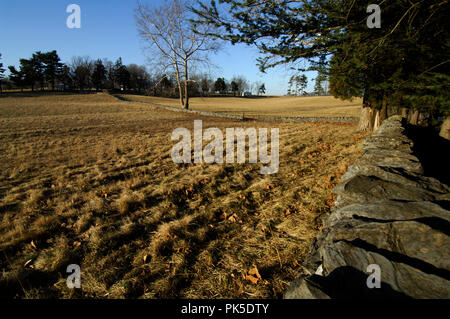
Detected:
left=307, top=266, right=411, bottom=299
left=405, top=124, right=450, bottom=186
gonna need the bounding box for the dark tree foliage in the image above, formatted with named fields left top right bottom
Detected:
left=58, top=65, right=73, bottom=90
left=193, top=0, right=450, bottom=128
left=128, top=64, right=151, bottom=93
left=9, top=58, right=39, bottom=91
left=114, top=58, right=131, bottom=91
left=40, top=51, right=63, bottom=90
left=8, top=51, right=65, bottom=91
left=92, top=59, right=107, bottom=91
left=73, top=65, right=91, bottom=91
left=214, top=77, right=227, bottom=93
left=7, top=51, right=153, bottom=94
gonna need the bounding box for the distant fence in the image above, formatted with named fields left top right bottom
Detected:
left=109, top=93, right=359, bottom=124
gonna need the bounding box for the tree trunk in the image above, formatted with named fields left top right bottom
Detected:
left=183, top=61, right=189, bottom=110
left=174, top=63, right=184, bottom=107
left=439, top=116, right=450, bottom=140
left=357, top=105, right=376, bottom=132
left=401, top=107, right=409, bottom=118
left=373, top=110, right=381, bottom=131
left=409, top=109, right=419, bottom=125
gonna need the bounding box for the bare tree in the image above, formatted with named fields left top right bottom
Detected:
left=69, top=56, right=93, bottom=91
left=231, top=75, right=249, bottom=96
left=135, top=0, right=219, bottom=109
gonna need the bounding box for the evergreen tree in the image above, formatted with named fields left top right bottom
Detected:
left=9, top=58, right=39, bottom=91
left=41, top=51, right=63, bottom=91
left=58, top=65, right=73, bottom=91
left=214, top=77, right=226, bottom=93
left=314, top=76, right=325, bottom=96
left=31, top=52, right=46, bottom=90
left=193, top=0, right=450, bottom=131
left=113, top=58, right=130, bottom=91
left=288, top=75, right=307, bottom=96
left=92, top=59, right=107, bottom=91
left=74, top=65, right=91, bottom=91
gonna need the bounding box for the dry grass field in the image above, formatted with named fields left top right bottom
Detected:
left=0, top=92, right=366, bottom=298
left=119, top=94, right=362, bottom=118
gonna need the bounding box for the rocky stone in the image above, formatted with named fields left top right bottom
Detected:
left=285, top=116, right=450, bottom=299
left=341, top=162, right=449, bottom=194
left=326, top=201, right=450, bottom=226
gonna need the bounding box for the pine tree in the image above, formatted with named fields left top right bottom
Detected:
left=214, top=77, right=226, bottom=93
left=288, top=75, right=307, bottom=96
left=41, top=51, right=63, bottom=91
left=92, top=59, right=107, bottom=91
left=9, top=58, right=39, bottom=91
left=113, top=58, right=130, bottom=91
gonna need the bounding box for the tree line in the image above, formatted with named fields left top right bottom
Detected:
left=0, top=50, right=266, bottom=97
left=3, top=51, right=151, bottom=93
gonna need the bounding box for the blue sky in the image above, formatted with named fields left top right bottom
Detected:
left=0, top=0, right=316, bottom=95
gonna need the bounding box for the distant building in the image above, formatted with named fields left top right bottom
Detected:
left=243, top=91, right=252, bottom=97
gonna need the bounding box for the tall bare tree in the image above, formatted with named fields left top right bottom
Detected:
left=135, top=0, right=219, bottom=109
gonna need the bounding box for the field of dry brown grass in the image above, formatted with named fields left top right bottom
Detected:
left=0, top=92, right=366, bottom=298
left=119, top=94, right=362, bottom=118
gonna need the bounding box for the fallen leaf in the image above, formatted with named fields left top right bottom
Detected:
left=248, top=265, right=262, bottom=280
left=246, top=275, right=259, bottom=284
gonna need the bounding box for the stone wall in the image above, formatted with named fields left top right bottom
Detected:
left=284, top=116, right=450, bottom=299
